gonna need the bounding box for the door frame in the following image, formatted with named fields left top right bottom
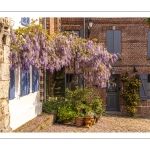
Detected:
left=106, top=74, right=120, bottom=111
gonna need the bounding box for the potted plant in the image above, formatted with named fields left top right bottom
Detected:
left=84, top=105, right=95, bottom=128
left=75, top=112, right=85, bottom=127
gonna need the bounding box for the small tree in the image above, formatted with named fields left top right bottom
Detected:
left=121, top=71, right=141, bottom=117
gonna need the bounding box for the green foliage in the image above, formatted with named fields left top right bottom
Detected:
left=65, top=86, right=93, bottom=103
left=121, top=71, right=141, bottom=117
left=66, top=86, right=104, bottom=117
left=42, top=98, right=59, bottom=114
left=42, top=87, right=104, bottom=123
left=145, top=18, right=150, bottom=26
left=57, top=103, right=76, bottom=122
left=91, top=96, right=104, bottom=116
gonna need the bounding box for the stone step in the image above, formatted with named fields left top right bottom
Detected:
left=13, top=113, right=56, bottom=132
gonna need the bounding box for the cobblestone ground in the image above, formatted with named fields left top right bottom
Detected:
left=13, top=112, right=150, bottom=132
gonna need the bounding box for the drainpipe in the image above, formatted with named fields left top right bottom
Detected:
left=83, top=17, right=86, bottom=88
left=84, top=17, right=85, bottom=38
left=43, top=18, right=46, bottom=103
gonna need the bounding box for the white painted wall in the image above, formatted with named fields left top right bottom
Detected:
left=9, top=67, right=42, bottom=130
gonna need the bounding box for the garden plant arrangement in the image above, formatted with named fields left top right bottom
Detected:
left=43, top=87, right=104, bottom=128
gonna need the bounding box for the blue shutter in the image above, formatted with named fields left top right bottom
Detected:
left=9, top=69, right=15, bottom=100
left=148, top=31, right=150, bottom=58
left=114, top=30, right=121, bottom=54
left=32, top=67, right=39, bottom=92
left=21, top=68, right=30, bottom=96
left=21, top=71, right=26, bottom=96
left=139, top=74, right=148, bottom=100
left=106, top=30, right=114, bottom=53
left=26, top=68, right=30, bottom=94
left=79, top=29, right=84, bottom=38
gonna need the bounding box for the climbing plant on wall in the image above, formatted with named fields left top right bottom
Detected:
left=10, top=19, right=118, bottom=88
left=121, top=71, right=141, bottom=117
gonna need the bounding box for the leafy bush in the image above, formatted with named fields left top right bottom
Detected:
left=42, top=97, right=64, bottom=114
left=42, top=99, right=58, bottom=114
left=121, top=71, right=141, bottom=117
left=91, top=96, right=104, bottom=116
left=57, top=105, right=76, bottom=122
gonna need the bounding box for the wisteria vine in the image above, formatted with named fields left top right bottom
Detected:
left=10, top=19, right=118, bottom=87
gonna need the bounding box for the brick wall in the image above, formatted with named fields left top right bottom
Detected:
left=61, top=17, right=150, bottom=115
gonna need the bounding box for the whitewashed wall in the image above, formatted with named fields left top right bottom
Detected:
left=9, top=67, right=42, bottom=130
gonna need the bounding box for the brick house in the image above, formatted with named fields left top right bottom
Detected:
left=45, top=17, right=150, bottom=116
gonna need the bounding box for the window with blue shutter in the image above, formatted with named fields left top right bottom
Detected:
left=139, top=74, right=148, bottom=100
left=32, top=67, right=39, bottom=92
left=148, top=31, right=150, bottom=58
left=9, top=69, right=15, bottom=100
left=106, top=30, right=121, bottom=54
left=21, top=68, right=30, bottom=96
left=79, top=29, right=84, bottom=38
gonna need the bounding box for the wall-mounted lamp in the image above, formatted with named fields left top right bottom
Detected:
left=133, top=66, right=138, bottom=73
left=113, top=25, right=116, bottom=30
left=88, top=19, right=93, bottom=38
left=111, top=67, right=115, bottom=74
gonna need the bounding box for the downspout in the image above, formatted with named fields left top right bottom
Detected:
left=84, top=17, right=85, bottom=38
left=83, top=17, right=86, bottom=88
left=44, top=18, right=46, bottom=103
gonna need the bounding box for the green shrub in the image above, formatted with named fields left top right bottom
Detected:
left=42, top=98, right=59, bottom=114
left=91, top=96, right=104, bottom=116
left=57, top=105, right=76, bottom=122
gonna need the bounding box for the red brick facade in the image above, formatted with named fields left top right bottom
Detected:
left=61, top=18, right=150, bottom=116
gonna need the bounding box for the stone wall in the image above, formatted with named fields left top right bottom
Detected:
left=0, top=17, right=12, bottom=132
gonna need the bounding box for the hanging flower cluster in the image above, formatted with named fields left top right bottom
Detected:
left=10, top=19, right=118, bottom=87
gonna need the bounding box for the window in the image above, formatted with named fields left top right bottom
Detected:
left=53, top=67, right=66, bottom=97
left=66, top=74, right=84, bottom=91
left=106, top=30, right=121, bottom=54
left=62, top=29, right=84, bottom=38
left=20, top=68, right=30, bottom=96
left=9, top=69, right=15, bottom=100
left=32, top=67, right=39, bottom=92
left=139, top=74, right=148, bottom=100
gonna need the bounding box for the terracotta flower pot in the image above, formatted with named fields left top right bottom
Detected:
left=75, top=117, right=84, bottom=127
left=84, top=117, right=92, bottom=128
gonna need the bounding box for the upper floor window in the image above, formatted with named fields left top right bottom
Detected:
left=106, top=30, right=121, bottom=54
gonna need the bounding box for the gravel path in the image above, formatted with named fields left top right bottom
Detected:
left=41, top=115, right=150, bottom=132
left=13, top=112, right=150, bottom=132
